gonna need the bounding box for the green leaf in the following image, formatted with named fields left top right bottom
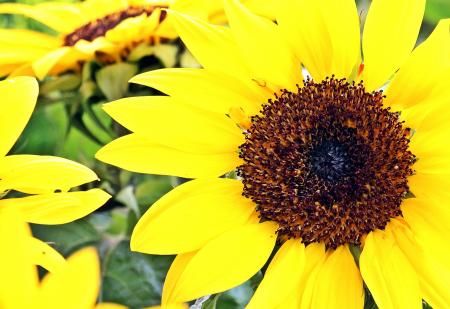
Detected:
left=135, top=176, right=173, bottom=210
left=40, top=74, right=81, bottom=95
left=31, top=218, right=101, bottom=256
left=424, top=0, right=450, bottom=24
left=96, top=63, right=138, bottom=101
left=201, top=295, right=220, bottom=309
left=101, top=240, right=174, bottom=308
left=214, top=282, right=254, bottom=309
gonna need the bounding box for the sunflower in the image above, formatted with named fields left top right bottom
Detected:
left=0, top=76, right=110, bottom=224
left=0, top=0, right=276, bottom=80
left=96, top=0, right=450, bottom=308
left=0, top=208, right=124, bottom=309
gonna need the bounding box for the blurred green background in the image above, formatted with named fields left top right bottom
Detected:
left=0, top=0, right=448, bottom=308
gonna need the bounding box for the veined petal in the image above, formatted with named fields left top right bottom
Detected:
left=168, top=10, right=251, bottom=82
left=96, top=133, right=241, bottom=178
left=0, top=189, right=111, bottom=224
left=38, top=247, right=100, bottom=309
left=0, top=3, right=83, bottom=33
left=224, top=0, right=300, bottom=91
left=277, top=0, right=360, bottom=81
left=387, top=219, right=450, bottom=309
left=0, top=155, right=99, bottom=194
left=0, top=76, right=38, bottom=157
left=247, top=239, right=305, bottom=309
left=360, top=230, right=422, bottom=309
left=408, top=173, right=450, bottom=201
left=0, top=209, right=37, bottom=308
left=28, top=236, right=66, bottom=273
left=362, top=0, right=426, bottom=91
left=130, top=69, right=265, bottom=115
left=301, top=245, right=364, bottom=309
left=131, top=178, right=255, bottom=254
left=385, top=19, right=450, bottom=110
left=165, top=222, right=278, bottom=304
left=102, top=96, right=244, bottom=154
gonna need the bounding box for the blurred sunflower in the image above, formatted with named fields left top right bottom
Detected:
left=97, top=0, right=450, bottom=308
left=0, top=0, right=276, bottom=80
left=0, top=208, right=122, bottom=309
left=0, top=76, right=110, bottom=224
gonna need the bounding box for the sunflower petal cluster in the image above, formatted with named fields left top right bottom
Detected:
left=96, top=0, right=450, bottom=308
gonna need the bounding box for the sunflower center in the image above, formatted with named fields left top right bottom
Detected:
left=238, top=78, right=415, bottom=249
left=63, top=5, right=167, bottom=46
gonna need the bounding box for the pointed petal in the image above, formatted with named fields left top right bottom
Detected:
left=28, top=236, right=66, bottom=273
left=165, top=222, right=278, bottom=303
left=362, top=0, right=426, bottom=91
left=131, top=178, right=255, bottom=254
left=0, top=189, right=110, bottom=224
left=224, top=0, right=300, bottom=91
left=168, top=10, right=251, bottom=82
left=162, top=252, right=197, bottom=305
left=301, top=245, right=364, bottom=309
left=130, top=68, right=265, bottom=115
left=0, top=77, right=38, bottom=157
left=247, top=239, right=305, bottom=309
left=277, top=0, right=360, bottom=81
left=102, top=96, right=244, bottom=154
left=0, top=29, right=61, bottom=48
left=385, top=19, right=450, bottom=110
left=387, top=219, right=450, bottom=309
left=96, top=133, right=241, bottom=178
left=38, top=247, right=100, bottom=309
left=0, top=155, right=99, bottom=194
left=32, top=47, right=72, bottom=80
left=360, top=230, right=422, bottom=309
left=0, top=209, right=37, bottom=308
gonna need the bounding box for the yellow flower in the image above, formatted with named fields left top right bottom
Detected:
left=0, top=208, right=124, bottom=309
left=97, top=0, right=450, bottom=308
left=0, top=0, right=276, bottom=80
left=0, top=77, right=110, bottom=224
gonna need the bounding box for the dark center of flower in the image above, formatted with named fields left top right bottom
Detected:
left=63, top=5, right=167, bottom=46
left=237, top=78, right=415, bottom=249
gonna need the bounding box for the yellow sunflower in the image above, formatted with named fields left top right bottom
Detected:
left=0, top=208, right=124, bottom=309
left=96, top=0, right=450, bottom=308
left=0, top=76, right=110, bottom=224
left=0, top=0, right=276, bottom=80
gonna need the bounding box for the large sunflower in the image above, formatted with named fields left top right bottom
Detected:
left=97, top=0, right=450, bottom=308
left=0, top=0, right=276, bottom=80
left=0, top=76, right=110, bottom=224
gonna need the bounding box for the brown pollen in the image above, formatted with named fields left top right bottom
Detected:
left=63, top=5, right=168, bottom=46
left=237, top=78, right=415, bottom=249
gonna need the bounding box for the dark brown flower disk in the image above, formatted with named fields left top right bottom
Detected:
left=64, top=5, right=168, bottom=46
left=238, top=78, right=415, bottom=249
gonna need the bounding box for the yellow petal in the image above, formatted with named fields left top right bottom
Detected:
left=38, top=247, right=100, bottom=309
left=360, top=230, right=422, bottom=309
left=0, top=28, right=61, bottom=49
left=408, top=172, right=450, bottom=201
left=32, top=47, right=72, bottom=80
left=130, top=68, right=264, bottom=115
left=95, top=303, right=128, bottom=309
left=401, top=198, right=450, bottom=267
left=387, top=219, right=450, bottom=309
left=165, top=222, right=278, bottom=303
left=0, top=155, right=99, bottom=194
left=162, top=252, right=197, bottom=306
left=131, top=178, right=255, bottom=254
left=224, top=0, right=300, bottom=91
left=0, top=189, right=111, bottom=224
left=385, top=19, right=450, bottom=110
left=277, top=0, right=360, bottom=81
left=0, top=209, right=37, bottom=308
left=96, top=133, right=241, bottom=178
left=301, top=245, right=364, bottom=309
left=0, top=76, right=38, bottom=157
left=28, top=236, right=66, bottom=273
left=168, top=10, right=252, bottom=84
left=0, top=2, right=83, bottom=33
left=102, top=96, right=244, bottom=154
left=362, top=0, right=426, bottom=91
left=247, top=239, right=305, bottom=309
